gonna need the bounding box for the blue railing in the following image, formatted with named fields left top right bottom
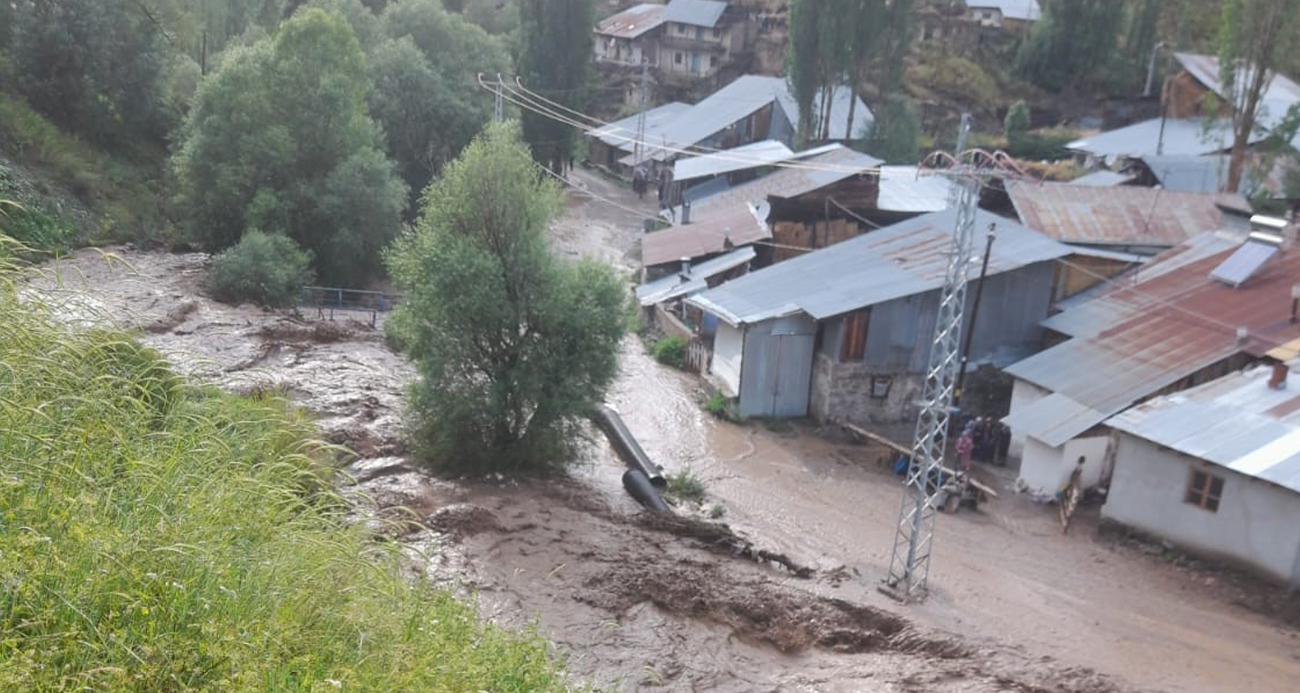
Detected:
left=296, top=286, right=402, bottom=325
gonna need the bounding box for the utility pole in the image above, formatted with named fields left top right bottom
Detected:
left=1143, top=42, right=1166, bottom=98
left=883, top=113, right=982, bottom=601
left=633, top=60, right=650, bottom=169
left=494, top=74, right=505, bottom=123
left=954, top=224, right=997, bottom=408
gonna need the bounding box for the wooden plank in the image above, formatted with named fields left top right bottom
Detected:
left=838, top=420, right=999, bottom=498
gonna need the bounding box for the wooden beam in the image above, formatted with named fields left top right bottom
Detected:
left=837, top=420, right=999, bottom=498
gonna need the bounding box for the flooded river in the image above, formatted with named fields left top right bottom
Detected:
left=24, top=170, right=1300, bottom=692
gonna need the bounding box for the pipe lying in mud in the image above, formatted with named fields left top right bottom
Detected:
left=622, top=469, right=670, bottom=513
left=591, top=404, right=666, bottom=488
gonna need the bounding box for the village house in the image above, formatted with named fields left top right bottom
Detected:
left=963, top=0, right=1041, bottom=31
left=658, top=0, right=754, bottom=81
left=641, top=201, right=771, bottom=280
left=1003, top=180, right=1251, bottom=301
left=1166, top=52, right=1300, bottom=153
left=685, top=209, right=1070, bottom=421
left=584, top=74, right=872, bottom=179
left=1104, top=361, right=1300, bottom=587
left=593, top=3, right=666, bottom=68
left=1003, top=221, right=1300, bottom=499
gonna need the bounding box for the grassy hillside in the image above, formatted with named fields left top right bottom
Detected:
left=0, top=247, right=572, bottom=691
left=0, top=91, right=170, bottom=252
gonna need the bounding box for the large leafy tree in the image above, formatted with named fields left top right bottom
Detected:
left=1215, top=0, right=1300, bottom=192
left=172, top=7, right=405, bottom=284
left=1015, top=0, right=1125, bottom=91
left=7, top=0, right=171, bottom=145
left=518, top=0, right=594, bottom=172
left=861, top=94, right=920, bottom=164
left=373, top=0, right=510, bottom=202
left=386, top=123, right=625, bottom=474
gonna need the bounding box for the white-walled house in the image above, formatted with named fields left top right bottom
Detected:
left=1104, top=363, right=1300, bottom=587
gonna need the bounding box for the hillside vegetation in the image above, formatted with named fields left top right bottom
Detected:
left=0, top=245, right=572, bottom=690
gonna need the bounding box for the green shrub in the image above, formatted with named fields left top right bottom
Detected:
left=653, top=335, right=687, bottom=369
left=666, top=470, right=707, bottom=505
left=0, top=269, right=573, bottom=691
left=709, top=503, right=726, bottom=519
left=206, top=230, right=314, bottom=307
left=703, top=392, right=744, bottom=423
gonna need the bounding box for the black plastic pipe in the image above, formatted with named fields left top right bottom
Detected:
left=622, top=469, right=670, bottom=513
left=592, top=404, right=666, bottom=488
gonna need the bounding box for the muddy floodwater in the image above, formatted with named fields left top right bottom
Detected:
left=27, top=170, right=1300, bottom=692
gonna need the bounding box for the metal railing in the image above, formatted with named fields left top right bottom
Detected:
left=295, top=286, right=402, bottom=326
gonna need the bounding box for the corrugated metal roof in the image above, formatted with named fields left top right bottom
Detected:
left=966, top=0, right=1041, bottom=22
left=1069, top=170, right=1134, bottom=187
left=641, top=202, right=770, bottom=267
left=663, top=0, right=727, bottom=27
left=1066, top=117, right=1249, bottom=158
left=589, top=102, right=692, bottom=151
left=596, top=3, right=666, bottom=39
left=625, top=75, right=873, bottom=164
left=1140, top=154, right=1229, bottom=193
left=1109, top=364, right=1300, bottom=494
left=1005, top=234, right=1300, bottom=447
left=1174, top=52, right=1300, bottom=151
left=686, top=208, right=1070, bottom=325
left=877, top=167, right=954, bottom=213
left=635, top=246, right=755, bottom=306
left=1006, top=181, right=1249, bottom=248
left=672, top=140, right=795, bottom=182
left=683, top=144, right=880, bottom=217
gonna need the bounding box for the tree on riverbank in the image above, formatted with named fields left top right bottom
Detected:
left=386, top=123, right=626, bottom=474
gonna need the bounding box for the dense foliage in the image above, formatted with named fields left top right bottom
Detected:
left=172, top=8, right=406, bottom=285
left=206, top=230, right=314, bottom=307
left=862, top=94, right=921, bottom=164
left=1015, top=0, right=1126, bottom=91
left=519, top=0, right=594, bottom=171
left=387, top=123, right=626, bottom=474
left=0, top=251, right=573, bottom=691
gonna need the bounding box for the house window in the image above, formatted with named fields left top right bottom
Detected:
left=840, top=309, right=870, bottom=362
left=1184, top=468, right=1224, bottom=512
left=675, top=52, right=683, bottom=64
left=712, top=27, right=721, bottom=38
left=709, top=55, right=717, bottom=68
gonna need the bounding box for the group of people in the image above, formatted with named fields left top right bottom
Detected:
left=954, top=416, right=1011, bottom=471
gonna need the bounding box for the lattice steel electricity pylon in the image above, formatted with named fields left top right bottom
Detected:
left=883, top=116, right=1027, bottom=601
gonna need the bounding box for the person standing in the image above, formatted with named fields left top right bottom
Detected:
left=1059, top=457, right=1085, bottom=534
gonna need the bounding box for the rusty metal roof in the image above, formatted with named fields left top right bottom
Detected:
left=596, top=3, right=667, bottom=39
left=641, top=202, right=770, bottom=267
left=1006, top=181, right=1249, bottom=249
left=1004, top=234, right=1300, bottom=447
left=1109, top=364, right=1300, bottom=494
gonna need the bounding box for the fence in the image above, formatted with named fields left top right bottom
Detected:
left=296, top=286, right=402, bottom=326
left=684, top=336, right=712, bottom=375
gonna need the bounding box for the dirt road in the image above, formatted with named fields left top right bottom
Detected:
left=25, top=169, right=1299, bottom=692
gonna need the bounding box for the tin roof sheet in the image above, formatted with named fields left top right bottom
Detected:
left=672, top=140, right=795, bottom=181
left=683, top=144, right=881, bottom=217
left=663, top=0, right=727, bottom=27
left=1006, top=181, right=1249, bottom=248
left=635, top=246, right=755, bottom=306
left=1006, top=234, right=1300, bottom=446
left=589, top=101, right=692, bottom=151
left=1109, top=364, right=1300, bottom=494
left=686, top=208, right=1070, bottom=325
left=641, top=202, right=770, bottom=267
left=1069, top=170, right=1134, bottom=187
left=966, top=0, right=1041, bottom=22
left=1174, top=52, right=1300, bottom=150
left=1066, top=117, right=1247, bottom=158
left=1140, top=154, right=1229, bottom=193
left=596, top=3, right=667, bottom=39
left=877, top=167, right=955, bottom=213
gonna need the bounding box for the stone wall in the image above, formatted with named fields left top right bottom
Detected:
left=809, top=354, right=924, bottom=426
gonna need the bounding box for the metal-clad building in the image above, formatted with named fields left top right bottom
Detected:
left=688, top=209, right=1070, bottom=421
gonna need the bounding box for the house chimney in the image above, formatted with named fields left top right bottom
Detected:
left=679, top=257, right=691, bottom=281
left=1236, top=326, right=1249, bottom=344
left=681, top=201, right=691, bottom=225
left=1269, top=362, right=1289, bottom=390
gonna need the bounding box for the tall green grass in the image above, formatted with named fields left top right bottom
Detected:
left=0, top=243, right=574, bottom=691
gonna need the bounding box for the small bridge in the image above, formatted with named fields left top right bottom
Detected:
left=295, top=286, right=402, bottom=326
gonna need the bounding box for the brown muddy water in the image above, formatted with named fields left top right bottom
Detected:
left=23, top=170, right=1300, bottom=692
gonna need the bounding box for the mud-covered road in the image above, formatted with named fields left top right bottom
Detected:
left=27, top=170, right=1300, bottom=692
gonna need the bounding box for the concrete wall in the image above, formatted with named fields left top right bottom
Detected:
left=1017, top=434, right=1111, bottom=497
left=1007, top=378, right=1049, bottom=459
left=712, top=321, right=744, bottom=396
left=1103, top=434, right=1300, bottom=587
